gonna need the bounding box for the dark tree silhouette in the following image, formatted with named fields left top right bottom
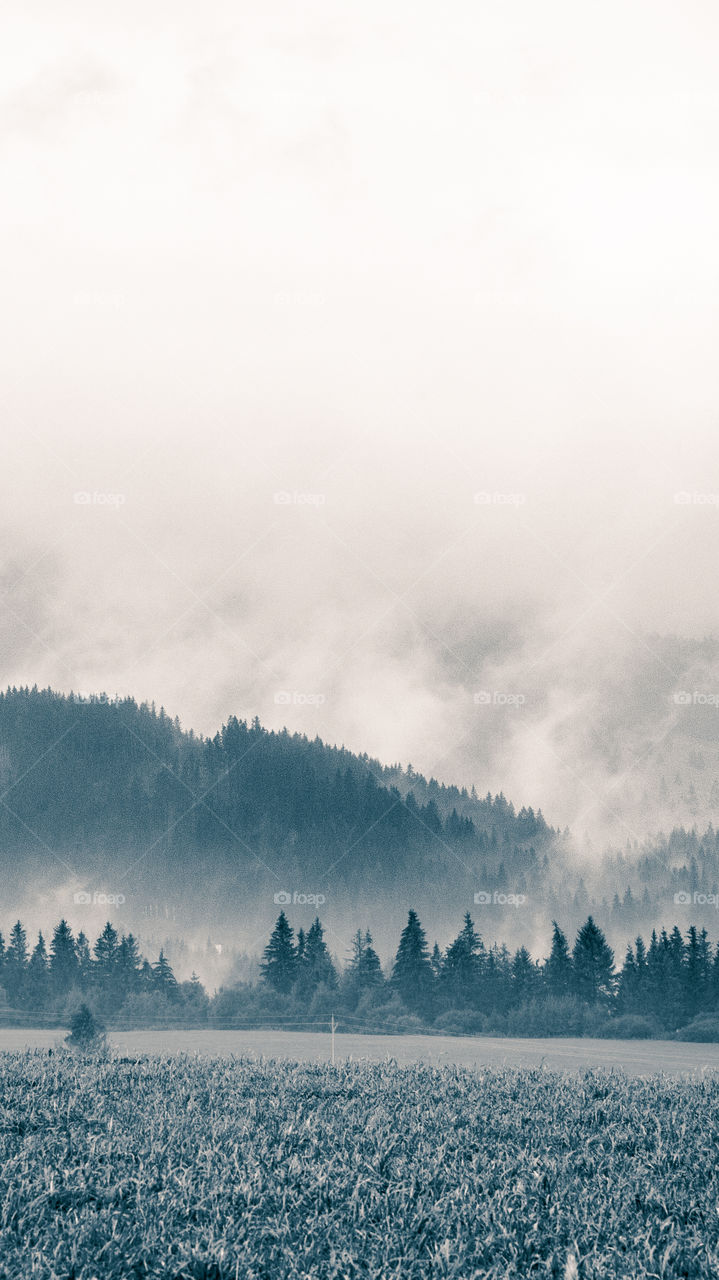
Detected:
left=391, top=909, right=434, bottom=1015
left=572, top=916, right=615, bottom=1005
left=260, top=912, right=298, bottom=994
left=545, top=921, right=572, bottom=997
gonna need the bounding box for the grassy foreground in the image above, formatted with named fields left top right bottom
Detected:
left=0, top=1052, right=718, bottom=1278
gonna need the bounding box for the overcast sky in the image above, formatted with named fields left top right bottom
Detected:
left=2, top=0, right=719, bottom=834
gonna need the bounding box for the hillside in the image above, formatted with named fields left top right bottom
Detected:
left=4, top=686, right=719, bottom=957
left=0, top=687, right=553, bottom=945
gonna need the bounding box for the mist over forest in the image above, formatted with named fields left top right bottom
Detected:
left=1, top=685, right=718, bottom=980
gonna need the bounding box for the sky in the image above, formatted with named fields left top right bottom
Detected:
left=2, top=0, right=719, bottom=837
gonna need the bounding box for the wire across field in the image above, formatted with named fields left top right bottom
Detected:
left=0, top=1052, right=717, bottom=1278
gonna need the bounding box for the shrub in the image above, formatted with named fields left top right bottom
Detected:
left=676, top=1015, right=719, bottom=1042
left=433, top=1009, right=488, bottom=1036
left=65, top=1003, right=105, bottom=1050
left=504, top=996, right=589, bottom=1038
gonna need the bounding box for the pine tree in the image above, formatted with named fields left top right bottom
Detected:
left=93, top=922, right=119, bottom=976
left=645, top=929, right=665, bottom=1022
left=346, top=930, right=383, bottom=1005
left=572, top=916, right=615, bottom=1005
left=510, top=946, right=537, bottom=1005
left=49, top=920, right=78, bottom=997
left=93, top=922, right=120, bottom=1006
left=617, top=943, right=638, bottom=1014
left=441, top=914, right=484, bottom=1008
left=4, top=921, right=28, bottom=1005
left=117, top=934, right=143, bottom=1000
left=26, top=933, right=50, bottom=1010
left=391, top=909, right=434, bottom=1016
left=297, top=918, right=337, bottom=993
left=75, top=932, right=93, bottom=989
left=545, top=922, right=572, bottom=997
left=685, top=925, right=710, bottom=1020
left=153, top=950, right=179, bottom=1001
left=260, top=913, right=298, bottom=994
left=360, top=931, right=382, bottom=986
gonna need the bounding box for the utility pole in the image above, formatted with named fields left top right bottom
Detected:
left=330, top=1013, right=336, bottom=1066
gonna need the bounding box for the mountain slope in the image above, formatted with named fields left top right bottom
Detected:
left=0, top=687, right=553, bottom=941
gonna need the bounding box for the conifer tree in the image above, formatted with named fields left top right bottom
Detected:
left=260, top=912, right=297, bottom=994
left=545, top=921, right=572, bottom=997
left=49, top=920, right=78, bottom=997
left=153, top=949, right=179, bottom=1001
left=572, top=916, right=615, bottom=1005
left=298, top=918, right=337, bottom=992
left=441, top=913, right=483, bottom=1007
left=391, top=909, right=434, bottom=1016
left=75, top=932, right=93, bottom=990
left=4, top=921, right=28, bottom=1004
left=27, top=933, right=50, bottom=1010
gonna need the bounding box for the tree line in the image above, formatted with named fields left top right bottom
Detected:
left=0, top=919, right=208, bottom=1025
left=248, top=909, right=719, bottom=1039
left=5, top=909, right=719, bottom=1039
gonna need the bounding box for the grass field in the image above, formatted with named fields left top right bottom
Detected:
left=2, top=1027, right=719, bottom=1076
left=2, top=1050, right=719, bottom=1278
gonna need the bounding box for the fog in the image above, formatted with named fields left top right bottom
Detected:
left=2, top=0, right=719, bottom=846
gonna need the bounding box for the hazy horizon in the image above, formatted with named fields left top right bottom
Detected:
left=3, top=0, right=719, bottom=841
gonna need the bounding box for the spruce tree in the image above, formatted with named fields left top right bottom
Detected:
left=572, top=916, right=615, bottom=1005
left=49, top=920, right=78, bottom=997
left=298, top=918, right=337, bottom=992
left=75, top=932, right=93, bottom=989
left=391, top=909, right=433, bottom=1016
left=345, top=930, right=383, bottom=1005
left=617, top=943, right=638, bottom=1014
left=260, top=912, right=297, bottom=994
left=153, top=950, right=179, bottom=1001
left=545, top=921, right=572, bottom=997
left=4, top=921, right=28, bottom=1005
left=510, top=946, right=537, bottom=1006
left=441, top=914, right=483, bottom=1008
left=117, top=934, right=143, bottom=1001
left=27, top=933, right=50, bottom=1010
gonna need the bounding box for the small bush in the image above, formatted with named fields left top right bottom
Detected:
left=676, top=1015, right=719, bottom=1042
left=504, top=996, right=589, bottom=1038
left=433, top=1009, right=487, bottom=1036
left=65, top=1003, right=106, bottom=1051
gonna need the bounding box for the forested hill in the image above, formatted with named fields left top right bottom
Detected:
left=0, top=687, right=554, bottom=932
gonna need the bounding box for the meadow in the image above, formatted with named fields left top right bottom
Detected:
left=2, top=1027, right=719, bottom=1076
left=1, top=1050, right=718, bottom=1278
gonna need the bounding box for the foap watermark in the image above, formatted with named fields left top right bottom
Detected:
left=473, top=491, right=526, bottom=506
left=73, top=491, right=126, bottom=507
left=274, top=691, right=325, bottom=706
left=273, top=890, right=326, bottom=907
left=474, top=690, right=526, bottom=707
left=273, top=490, right=326, bottom=506
left=673, top=691, right=719, bottom=707
left=474, top=890, right=527, bottom=907
left=673, top=491, right=719, bottom=507
left=674, top=890, right=719, bottom=910
left=73, top=890, right=126, bottom=907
